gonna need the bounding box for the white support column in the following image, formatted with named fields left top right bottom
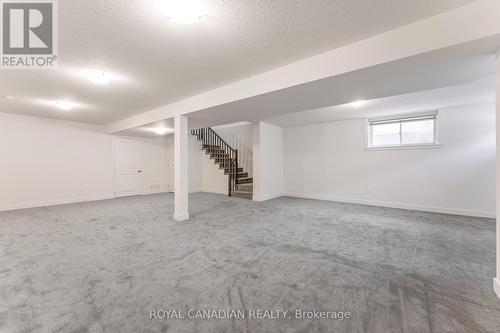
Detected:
left=495, top=52, right=500, bottom=299
left=173, top=115, right=189, bottom=221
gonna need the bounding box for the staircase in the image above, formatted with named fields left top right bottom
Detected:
left=191, top=128, right=253, bottom=199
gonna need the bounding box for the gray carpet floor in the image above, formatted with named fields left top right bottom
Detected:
left=0, top=193, right=499, bottom=333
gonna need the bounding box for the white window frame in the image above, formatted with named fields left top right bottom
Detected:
left=365, top=112, right=443, bottom=150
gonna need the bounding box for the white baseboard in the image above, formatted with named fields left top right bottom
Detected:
left=253, top=193, right=284, bottom=202
left=0, top=194, right=114, bottom=212
left=165, top=188, right=202, bottom=194
left=494, top=278, right=500, bottom=299
left=166, top=188, right=213, bottom=194
left=284, top=192, right=495, bottom=218
left=141, top=190, right=170, bottom=195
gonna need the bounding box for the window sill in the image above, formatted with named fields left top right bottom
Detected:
left=364, top=144, right=444, bottom=151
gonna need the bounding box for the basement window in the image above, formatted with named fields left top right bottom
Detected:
left=367, top=112, right=441, bottom=150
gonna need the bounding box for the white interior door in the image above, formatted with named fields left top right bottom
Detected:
left=114, top=138, right=142, bottom=197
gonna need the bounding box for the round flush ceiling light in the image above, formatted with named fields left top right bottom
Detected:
left=164, top=0, right=205, bottom=24
left=152, top=127, right=173, bottom=135
left=54, top=100, right=74, bottom=111
left=82, top=69, right=113, bottom=85
left=348, top=100, right=367, bottom=108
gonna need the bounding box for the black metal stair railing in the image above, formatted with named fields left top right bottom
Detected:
left=191, top=128, right=238, bottom=196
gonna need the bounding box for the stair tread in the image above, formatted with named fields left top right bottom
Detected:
left=237, top=177, right=253, bottom=184
left=237, top=184, right=253, bottom=189
left=231, top=190, right=253, bottom=200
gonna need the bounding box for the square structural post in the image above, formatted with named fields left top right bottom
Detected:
left=174, top=115, right=189, bottom=221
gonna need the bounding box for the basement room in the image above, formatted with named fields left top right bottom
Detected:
left=1, top=0, right=500, bottom=332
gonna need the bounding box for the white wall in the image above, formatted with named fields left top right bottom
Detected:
left=165, top=134, right=202, bottom=192
left=188, top=135, right=202, bottom=192
left=0, top=113, right=114, bottom=211
left=141, top=137, right=169, bottom=194
left=165, top=132, right=230, bottom=195
left=0, top=113, right=175, bottom=211
left=213, top=124, right=253, bottom=177
left=284, top=102, right=496, bottom=217
left=253, top=122, right=285, bottom=201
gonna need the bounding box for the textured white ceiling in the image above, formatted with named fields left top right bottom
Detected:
left=264, top=77, right=495, bottom=127
left=186, top=37, right=500, bottom=128
left=117, top=76, right=495, bottom=138
left=0, top=0, right=474, bottom=124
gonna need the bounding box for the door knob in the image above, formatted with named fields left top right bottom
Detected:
left=137, top=170, right=142, bottom=173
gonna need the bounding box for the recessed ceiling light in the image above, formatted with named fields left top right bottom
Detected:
left=54, top=100, right=74, bottom=111
left=82, top=69, right=113, bottom=85
left=349, top=100, right=367, bottom=108
left=164, top=0, right=205, bottom=24
left=152, top=127, right=173, bottom=135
